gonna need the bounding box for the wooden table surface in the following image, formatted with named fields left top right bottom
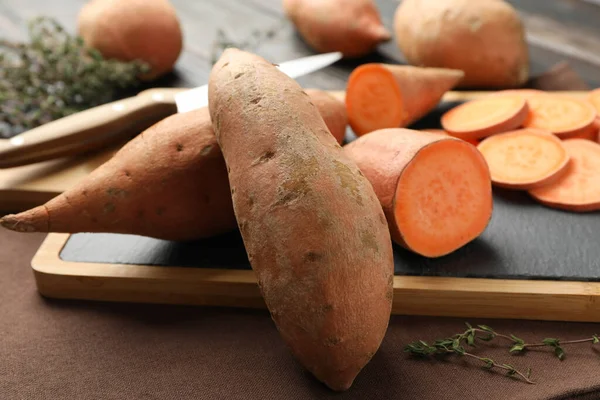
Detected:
left=3, top=0, right=600, bottom=94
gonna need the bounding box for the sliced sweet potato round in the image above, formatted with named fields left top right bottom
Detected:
left=529, top=139, right=600, bottom=212
left=477, top=129, right=570, bottom=190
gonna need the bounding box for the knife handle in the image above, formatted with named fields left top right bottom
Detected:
left=0, top=89, right=179, bottom=169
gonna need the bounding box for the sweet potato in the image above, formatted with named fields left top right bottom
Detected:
left=441, top=94, right=529, bottom=140
left=421, top=129, right=479, bottom=146
left=344, top=128, right=492, bottom=257
left=346, top=64, right=464, bottom=136
left=283, top=0, right=390, bottom=57
left=529, top=139, right=600, bottom=212
left=523, top=94, right=597, bottom=138
left=77, top=0, right=183, bottom=80
left=208, top=49, right=394, bottom=391
left=0, top=90, right=347, bottom=239
left=393, top=0, right=529, bottom=88
left=304, top=89, right=348, bottom=144
left=477, top=129, right=570, bottom=190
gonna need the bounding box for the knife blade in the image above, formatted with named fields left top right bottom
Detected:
left=175, top=51, right=343, bottom=113
left=0, top=51, right=342, bottom=169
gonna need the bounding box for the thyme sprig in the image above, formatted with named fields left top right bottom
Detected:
left=1, top=17, right=150, bottom=137
left=405, top=322, right=600, bottom=384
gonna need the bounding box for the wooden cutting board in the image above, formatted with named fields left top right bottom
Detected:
left=10, top=90, right=600, bottom=323
left=0, top=145, right=117, bottom=212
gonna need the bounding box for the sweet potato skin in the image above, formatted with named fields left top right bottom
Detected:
left=0, top=90, right=345, bottom=239
left=283, top=0, right=390, bottom=57
left=305, top=89, right=348, bottom=144
left=77, top=0, right=183, bottom=80
left=1, top=108, right=236, bottom=240
left=394, top=0, right=529, bottom=88
left=209, top=49, right=394, bottom=391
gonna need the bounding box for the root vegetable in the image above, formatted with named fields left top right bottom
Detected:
left=0, top=90, right=346, bottom=239
left=421, top=129, right=479, bottom=146
left=208, top=49, right=394, bottom=391
left=477, top=129, right=570, bottom=190
left=283, top=0, right=391, bottom=57
left=393, top=0, right=529, bottom=88
left=441, top=94, right=529, bottom=140
left=529, top=139, right=600, bottom=212
left=305, top=89, right=348, bottom=144
left=77, top=0, right=183, bottom=80
left=346, top=64, right=464, bottom=136
left=523, top=95, right=597, bottom=138
left=344, top=128, right=493, bottom=257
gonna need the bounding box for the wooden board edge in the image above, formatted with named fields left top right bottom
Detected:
left=442, top=90, right=588, bottom=102
left=31, top=233, right=600, bottom=322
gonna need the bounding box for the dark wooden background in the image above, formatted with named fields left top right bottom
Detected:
left=3, top=0, right=600, bottom=91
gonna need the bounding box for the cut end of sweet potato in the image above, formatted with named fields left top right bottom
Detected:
left=529, top=139, right=600, bottom=212
left=0, top=207, right=48, bottom=233
left=346, top=64, right=404, bottom=136
left=393, top=139, right=493, bottom=257
left=441, top=95, right=528, bottom=140
left=477, top=129, right=570, bottom=190
left=524, top=94, right=597, bottom=137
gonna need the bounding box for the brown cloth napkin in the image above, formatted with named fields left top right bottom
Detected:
left=1, top=228, right=600, bottom=400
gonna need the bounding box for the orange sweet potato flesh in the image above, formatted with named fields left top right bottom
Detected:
left=441, top=95, right=529, bottom=140
left=0, top=90, right=347, bottom=239
left=283, top=0, right=390, bottom=57
left=346, top=64, right=464, bottom=136
left=344, top=128, right=493, bottom=257
left=477, top=129, right=570, bottom=190
left=524, top=95, right=597, bottom=138
left=529, top=139, right=600, bottom=212
left=208, top=49, right=394, bottom=391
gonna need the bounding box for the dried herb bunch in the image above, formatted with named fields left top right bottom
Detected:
left=0, top=17, right=150, bottom=138
left=405, top=323, right=600, bottom=384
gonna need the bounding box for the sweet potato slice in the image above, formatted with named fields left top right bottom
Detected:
left=344, top=128, right=492, bottom=257
left=441, top=95, right=529, bottom=140
left=346, top=64, right=464, bottom=136
left=477, top=129, right=570, bottom=190
left=558, top=121, right=599, bottom=141
left=588, top=88, right=600, bottom=113
left=523, top=94, right=597, bottom=138
left=529, top=139, right=600, bottom=212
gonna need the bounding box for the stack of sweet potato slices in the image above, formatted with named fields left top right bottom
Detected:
left=432, top=89, right=600, bottom=212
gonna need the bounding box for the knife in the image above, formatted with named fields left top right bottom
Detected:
left=0, top=51, right=342, bottom=169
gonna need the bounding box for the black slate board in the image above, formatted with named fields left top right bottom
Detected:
left=57, top=89, right=600, bottom=283
left=60, top=189, right=600, bottom=282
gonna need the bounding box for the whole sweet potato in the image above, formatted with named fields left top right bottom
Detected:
left=208, top=48, right=394, bottom=391
left=0, top=90, right=347, bottom=240
left=283, top=0, right=390, bottom=57
left=394, top=0, right=529, bottom=88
